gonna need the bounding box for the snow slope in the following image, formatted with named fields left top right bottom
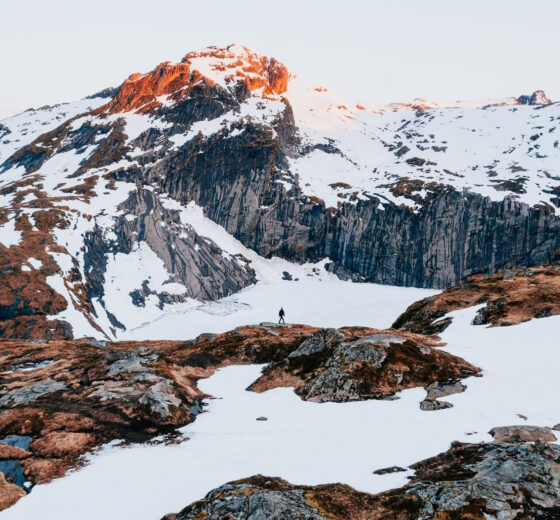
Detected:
left=286, top=74, right=560, bottom=210
left=119, top=278, right=437, bottom=341
left=0, top=95, right=111, bottom=163
left=3, top=307, right=559, bottom=520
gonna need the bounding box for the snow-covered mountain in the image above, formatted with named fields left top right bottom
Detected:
left=1, top=44, right=559, bottom=341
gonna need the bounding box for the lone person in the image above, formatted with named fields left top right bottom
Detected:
left=278, top=307, right=285, bottom=324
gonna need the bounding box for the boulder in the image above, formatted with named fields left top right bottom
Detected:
left=489, top=425, right=557, bottom=442
left=425, top=381, right=466, bottom=400
left=420, top=399, right=453, bottom=411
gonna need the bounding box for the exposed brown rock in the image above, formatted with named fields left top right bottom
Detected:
left=393, top=264, right=560, bottom=334
left=29, top=432, right=96, bottom=458
left=249, top=328, right=479, bottom=403
left=0, top=171, right=106, bottom=341
left=0, top=473, right=25, bottom=511
left=489, top=425, right=557, bottom=443
left=21, top=458, right=67, bottom=484
left=0, top=209, right=71, bottom=341
left=0, top=444, right=30, bottom=460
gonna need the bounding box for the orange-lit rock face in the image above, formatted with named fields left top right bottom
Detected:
left=99, top=62, right=192, bottom=114
left=99, top=45, right=289, bottom=114
left=182, top=46, right=289, bottom=96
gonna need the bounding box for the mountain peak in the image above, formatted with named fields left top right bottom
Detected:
left=97, top=44, right=289, bottom=115
left=181, top=44, right=289, bottom=95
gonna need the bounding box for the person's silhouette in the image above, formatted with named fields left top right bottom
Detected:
left=278, top=307, right=285, bottom=324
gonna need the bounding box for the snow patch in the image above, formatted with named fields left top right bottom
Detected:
left=0, top=219, right=22, bottom=247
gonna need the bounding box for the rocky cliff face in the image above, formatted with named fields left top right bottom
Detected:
left=1, top=44, right=560, bottom=338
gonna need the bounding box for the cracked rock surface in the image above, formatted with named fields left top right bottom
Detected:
left=162, top=441, right=560, bottom=520
left=250, top=328, right=480, bottom=402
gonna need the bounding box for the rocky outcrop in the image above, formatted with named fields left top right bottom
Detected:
left=84, top=188, right=256, bottom=308
left=162, top=477, right=328, bottom=520
left=162, top=441, right=560, bottom=519
left=517, top=90, right=552, bottom=106
left=97, top=45, right=289, bottom=115
left=393, top=264, right=560, bottom=334
left=249, top=328, right=480, bottom=403
left=489, top=425, right=557, bottom=443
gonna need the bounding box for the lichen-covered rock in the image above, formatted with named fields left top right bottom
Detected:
left=404, top=441, right=560, bottom=519
left=419, top=399, right=453, bottom=411
left=250, top=328, right=480, bottom=403
left=287, top=329, right=346, bottom=359
left=163, top=479, right=328, bottom=520
left=425, top=381, right=466, bottom=400
left=162, top=441, right=560, bottom=520
left=0, top=380, right=67, bottom=408
left=138, top=381, right=182, bottom=418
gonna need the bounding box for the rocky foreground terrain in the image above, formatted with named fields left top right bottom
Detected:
left=393, top=263, right=560, bottom=334
left=0, top=273, right=558, bottom=517
left=162, top=438, right=560, bottom=520
left=249, top=328, right=479, bottom=407
left=0, top=323, right=478, bottom=510
left=1, top=263, right=560, bottom=515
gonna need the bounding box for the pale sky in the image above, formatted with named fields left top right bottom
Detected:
left=1, top=0, right=559, bottom=119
